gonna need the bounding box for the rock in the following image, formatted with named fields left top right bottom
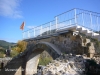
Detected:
left=54, top=63, right=60, bottom=67
left=37, top=55, right=86, bottom=75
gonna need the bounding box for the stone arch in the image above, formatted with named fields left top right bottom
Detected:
left=25, top=42, right=61, bottom=75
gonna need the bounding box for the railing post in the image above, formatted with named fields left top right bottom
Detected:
left=90, top=13, right=92, bottom=29
left=34, top=28, right=35, bottom=37
left=28, top=31, right=30, bottom=38
left=74, top=8, right=77, bottom=26
left=90, top=13, right=94, bottom=36
left=97, top=17, right=99, bottom=32
left=47, top=26, right=48, bottom=35
left=55, top=17, right=58, bottom=31
left=82, top=13, right=84, bottom=26
left=40, top=25, right=42, bottom=36
left=50, top=22, right=51, bottom=34
left=70, top=20, right=72, bottom=25
left=22, top=32, right=24, bottom=39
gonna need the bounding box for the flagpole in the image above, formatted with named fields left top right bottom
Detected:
left=20, top=21, right=25, bottom=40
left=23, top=21, right=25, bottom=40
left=22, top=31, right=24, bottom=40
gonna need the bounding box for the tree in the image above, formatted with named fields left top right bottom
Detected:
left=83, top=38, right=87, bottom=46
left=10, top=40, right=27, bottom=57
left=16, top=40, right=27, bottom=52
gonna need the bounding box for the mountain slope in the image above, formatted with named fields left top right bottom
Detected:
left=0, top=40, right=16, bottom=49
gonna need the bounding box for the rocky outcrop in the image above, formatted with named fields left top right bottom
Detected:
left=37, top=54, right=86, bottom=75
left=0, top=57, right=12, bottom=67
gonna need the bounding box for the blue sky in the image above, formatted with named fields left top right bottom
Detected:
left=0, top=0, right=100, bottom=43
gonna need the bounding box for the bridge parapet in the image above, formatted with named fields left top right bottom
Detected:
left=23, top=8, right=100, bottom=40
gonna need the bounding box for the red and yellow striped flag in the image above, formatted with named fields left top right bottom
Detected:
left=20, top=22, right=25, bottom=30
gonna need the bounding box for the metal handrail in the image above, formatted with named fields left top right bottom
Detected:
left=76, top=8, right=100, bottom=15
left=23, top=20, right=55, bottom=33
left=23, top=8, right=100, bottom=39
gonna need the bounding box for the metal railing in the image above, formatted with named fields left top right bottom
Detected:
left=23, top=8, right=100, bottom=39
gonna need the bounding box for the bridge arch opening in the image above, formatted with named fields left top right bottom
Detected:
left=25, top=42, right=61, bottom=75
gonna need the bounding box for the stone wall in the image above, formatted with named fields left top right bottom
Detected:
left=34, top=31, right=95, bottom=57
left=0, top=57, right=24, bottom=75
left=0, top=57, right=12, bottom=68
left=36, top=31, right=83, bottom=55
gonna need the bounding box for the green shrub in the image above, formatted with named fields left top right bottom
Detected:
left=39, top=57, right=52, bottom=66
left=0, top=53, right=4, bottom=58
left=10, top=50, right=19, bottom=57
left=0, top=48, right=5, bottom=58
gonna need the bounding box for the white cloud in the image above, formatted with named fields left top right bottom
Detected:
left=0, top=0, right=22, bottom=18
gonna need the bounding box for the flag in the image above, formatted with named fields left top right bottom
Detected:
left=20, top=21, right=25, bottom=30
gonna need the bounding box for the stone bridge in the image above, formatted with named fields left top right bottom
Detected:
left=0, top=8, right=100, bottom=75
left=0, top=30, right=97, bottom=75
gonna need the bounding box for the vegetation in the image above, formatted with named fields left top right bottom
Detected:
left=0, top=47, right=5, bottom=58
left=0, top=40, right=16, bottom=49
left=12, top=40, right=27, bottom=53
left=83, top=38, right=87, bottom=46
left=17, top=40, right=27, bottom=52
left=39, top=57, right=52, bottom=65
left=38, top=51, right=53, bottom=66
left=80, top=32, right=100, bottom=54
left=0, top=40, right=27, bottom=58
left=92, top=39, right=100, bottom=54
left=70, top=36, right=76, bottom=41
left=10, top=50, right=19, bottom=57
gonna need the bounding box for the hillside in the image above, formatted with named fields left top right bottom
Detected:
left=0, top=40, right=16, bottom=49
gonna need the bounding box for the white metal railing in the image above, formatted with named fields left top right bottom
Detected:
left=23, top=8, right=100, bottom=39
